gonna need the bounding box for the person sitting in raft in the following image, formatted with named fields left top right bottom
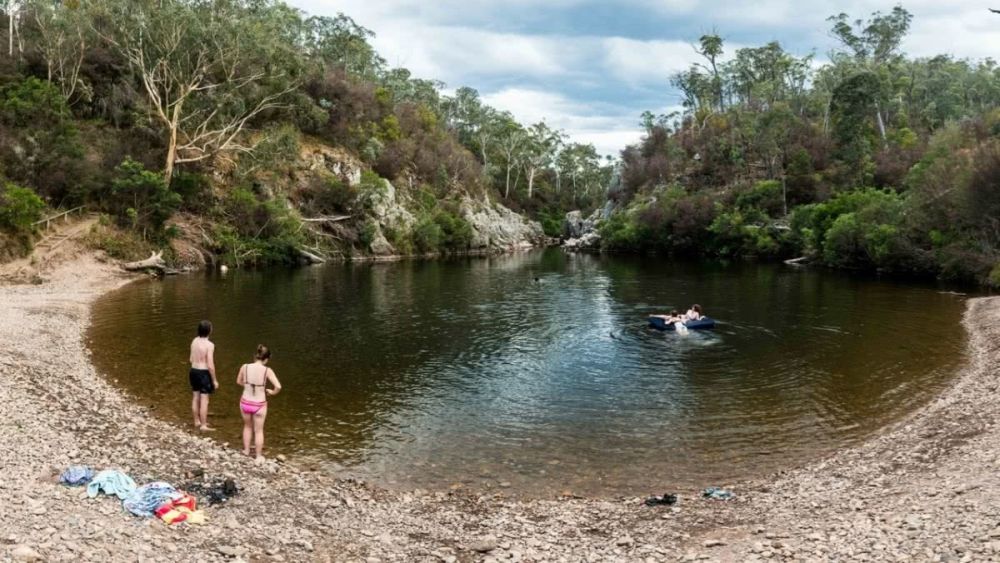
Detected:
left=684, top=304, right=704, bottom=321
left=652, top=309, right=684, bottom=324
left=236, top=344, right=282, bottom=461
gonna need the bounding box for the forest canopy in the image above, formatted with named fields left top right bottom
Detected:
left=0, top=0, right=609, bottom=263
left=610, top=5, right=1000, bottom=285
left=1, top=2, right=999, bottom=284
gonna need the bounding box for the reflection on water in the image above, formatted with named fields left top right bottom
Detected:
left=88, top=250, right=968, bottom=495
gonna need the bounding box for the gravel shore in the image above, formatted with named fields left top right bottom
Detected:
left=1, top=253, right=998, bottom=562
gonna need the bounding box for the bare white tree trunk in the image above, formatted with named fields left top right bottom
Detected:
left=823, top=96, right=831, bottom=135
left=504, top=163, right=512, bottom=199
left=8, top=1, right=14, bottom=57
left=875, top=101, right=888, bottom=147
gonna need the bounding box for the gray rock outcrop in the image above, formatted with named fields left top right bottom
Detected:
left=460, top=198, right=545, bottom=251
left=562, top=207, right=604, bottom=251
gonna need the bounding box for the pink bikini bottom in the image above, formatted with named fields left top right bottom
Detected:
left=240, top=398, right=266, bottom=415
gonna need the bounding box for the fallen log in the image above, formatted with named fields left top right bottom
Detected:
left=299, top=247, right=326, bottom=265
left=784, top=255, right=811, bottom=265
left=301, top=215, right=352, bottom=223
left=124, top=251, right=166, bottom=272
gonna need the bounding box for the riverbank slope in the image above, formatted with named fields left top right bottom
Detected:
left=1, top=250, right=998, bottom=562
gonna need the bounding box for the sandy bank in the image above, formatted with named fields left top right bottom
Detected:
left=1, top=251, right=998, bottom=562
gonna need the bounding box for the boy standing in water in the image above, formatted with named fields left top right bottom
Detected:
left=189, top=320, right=218, bottom=431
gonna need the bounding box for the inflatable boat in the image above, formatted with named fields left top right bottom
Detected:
left=648, top=316, right=716, bottom=331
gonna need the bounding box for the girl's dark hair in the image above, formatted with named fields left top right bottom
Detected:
left=197, top=320, right=212, bottom=337
left=255, top=344, right=271, bottom=361
left=670, top=309, right=679, bottom=316
left=693, top=304, right=702, bottom=314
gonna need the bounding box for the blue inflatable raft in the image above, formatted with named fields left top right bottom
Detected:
left=648, top=316, right=716, bottom=331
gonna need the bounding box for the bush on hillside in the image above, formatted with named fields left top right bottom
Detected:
left=0, top=182, right=45, bottom=234
left=108, top=159, right=181, bottom=238
left=412, top=214, right=442, bottom=253
left=0, top=77, right=86, bottom=204
left=214, top=187, right=304, bottom=266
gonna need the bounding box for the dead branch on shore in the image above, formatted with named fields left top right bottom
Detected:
left=301, top=215, right=352, bottom=223
left=123, top=251, right=166, bottom=272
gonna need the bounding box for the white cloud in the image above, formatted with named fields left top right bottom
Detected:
left=366, top=22, right=582, bottom=85
left=482, top=87, right=645, bottom=157
left=601, top=38, right=702, bottom=85
left=906, top=10, right=1000, bottom=61
left=286, top=0, right=1000, bottom=157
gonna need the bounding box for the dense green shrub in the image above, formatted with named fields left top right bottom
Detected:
left=536, top=207, right=566, bottom=237
left=85, top=218, right=157, bottom=261
left=359, top=218, right=379, bottom=249
left=735, top=180, right=784, bottom=217
left=0, top=77, right=85, bottom=204
left=708, top=207, right=781, bottom=257
left=433, top=207, right=473, bottom=251
left=791, top=188, right=920, bottom=271
left=599, top=210, right=646, bottom=251
left=384, top=224, right=413, bottom=254
left=357, top=170, right=389, bottom=212
left=212, top=187, right=305, bottom=266
left=303, top=175, right=358, bottom=214
left=989, top=263, right=1000, bottom=287
left=600, top=187, right=716, bottom=254
left=108, top=159, right=181, bottom=238
left=0, top=182, right=45, bottom=234
left=170, top=171, right=212, bottom=211
left=412, top=215, right=442, bottom=253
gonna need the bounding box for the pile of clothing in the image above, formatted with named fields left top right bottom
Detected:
left=702, top=486, right=735, bottom=500
left=59, top=466, right=207, bottom=525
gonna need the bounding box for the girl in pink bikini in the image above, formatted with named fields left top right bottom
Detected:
left=236, top=345, right=282, bottom=460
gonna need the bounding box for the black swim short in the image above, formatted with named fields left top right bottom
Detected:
left=189, top=368, right=214, bottom=394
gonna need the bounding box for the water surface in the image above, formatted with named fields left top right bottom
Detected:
left=89, top=250, right=968, bottom=495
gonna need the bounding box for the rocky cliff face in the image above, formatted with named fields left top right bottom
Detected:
left=460, top=197, right=545, bottom=251
left=296, top=142, right=546, bottom=257
left=562, top=205, right=609, bottom=251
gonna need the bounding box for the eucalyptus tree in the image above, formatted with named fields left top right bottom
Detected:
left=442, top=86, right=503, bottom=172
left=380, top=67, right=443, bottom=109
left=671, top=66, right=716, bottom=117
left=92, top=0, right=300, bottom=184
left=558, top=142, right=602, bottom=205
left=725, top=42, right=812, bottom=111
left=695, top=33, right=725, bottom=111
left=899, top=57, right=1000, bottom=131
left=304, top=13, right=385, bottom=79
left=827, top=6, right=913, bottom=144
left=521, top=121, right=563, bottom=199
left=494, top=117, right=527, bottom=199
left=2, top=0, right=24, bottom=57
left=24, top=0, right=92, bottom=106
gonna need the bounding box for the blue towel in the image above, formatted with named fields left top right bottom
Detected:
left=86, top=470, right=137, bottom=500
left=59, top=466, right=94, bottom=486
left=123, top=482, right=178, bottom=517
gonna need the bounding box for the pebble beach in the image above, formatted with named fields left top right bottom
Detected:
left=2, top=252, right=999, bottom=562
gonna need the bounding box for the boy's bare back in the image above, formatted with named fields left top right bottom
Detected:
left=190, top=337, right=214, bottom=369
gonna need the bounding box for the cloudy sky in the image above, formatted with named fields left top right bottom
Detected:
left=288, top=1, right=1000, bottom=157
